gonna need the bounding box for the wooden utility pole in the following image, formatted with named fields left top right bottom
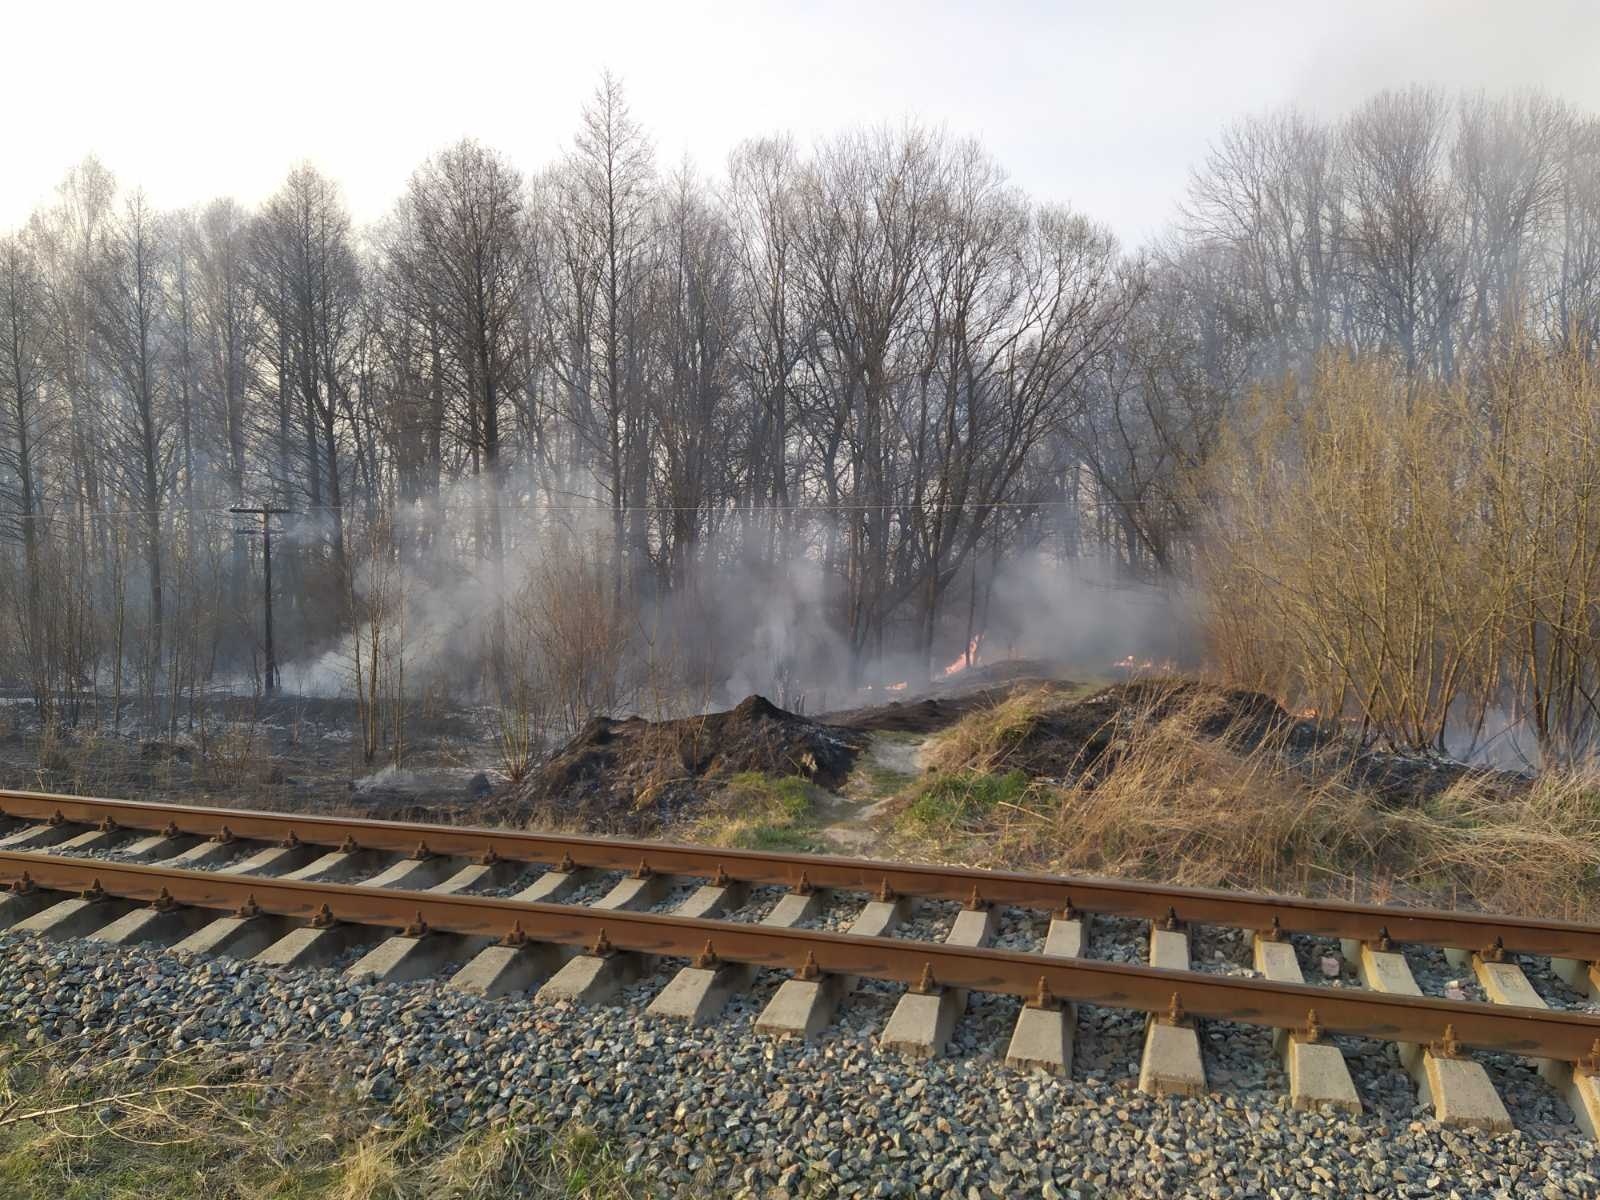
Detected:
left=231, top=507, right=290, bottom=693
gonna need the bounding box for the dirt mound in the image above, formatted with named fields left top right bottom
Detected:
left=924, top=679, right=1526, bottom=807
left=502, top=695, right=866, bottom=835
left=933, top=679, right=1310, bottom=781
left=824, top=679, right=1081, bottom=735
left=1339, top=751, right=1525, bottom=807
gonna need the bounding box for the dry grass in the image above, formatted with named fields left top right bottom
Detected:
left=18, top=716, right=281, bottom=807
left=0, top=1037, right=650, bottom=1200
left=893, top=682, right=1600, bottom=921
left=627, top=717, right=702, bottom=812
left=197, top=720, right=275, bottom=791
left=921, top=686, right=1063, bottom=775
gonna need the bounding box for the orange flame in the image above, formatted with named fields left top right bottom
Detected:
left=944, top=634, right=982, bottom=677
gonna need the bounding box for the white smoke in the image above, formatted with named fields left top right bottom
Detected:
left=270, top=469, right=1199, bottom=720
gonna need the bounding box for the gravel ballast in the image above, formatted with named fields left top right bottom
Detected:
left=2, top=929, right=1599, bottom=1199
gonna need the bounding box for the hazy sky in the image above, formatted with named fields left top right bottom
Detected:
left=5, top=0, right=1598, bottom=246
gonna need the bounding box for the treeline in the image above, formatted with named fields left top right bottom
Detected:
left=1, top=80, right=1599, bottom=754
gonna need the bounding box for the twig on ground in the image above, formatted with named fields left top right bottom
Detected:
left=0, top=1081, right=261, bottom=1128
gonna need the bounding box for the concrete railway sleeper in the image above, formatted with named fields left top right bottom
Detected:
left=4, top=787, right=1600, bottom=966
left=1, top=850, right=1600, bottom=1138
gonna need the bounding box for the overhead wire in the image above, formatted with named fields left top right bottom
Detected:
left=0, top=496, right=1123, bottom=522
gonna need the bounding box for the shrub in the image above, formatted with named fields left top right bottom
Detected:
left=1200, top=346, right=1600, bottom=765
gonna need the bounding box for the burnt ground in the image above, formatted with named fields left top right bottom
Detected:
left=930, top=677, right=1530, bottom=807
left=495, top=695, right=867, bottom=835
left=0, top=672, right=1531, bottom=842
left=0, top=691, right=506, bottom=819
left=822, top=680, right=1081, bottom=735
left=0, top=689, right=870, bottom=838
left=1335, top=748, right=1532, bottom=807
left=965, top=678, right=1317, bottom=781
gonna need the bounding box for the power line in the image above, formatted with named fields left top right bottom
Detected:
left=0, top=496, right=1142, bottom=522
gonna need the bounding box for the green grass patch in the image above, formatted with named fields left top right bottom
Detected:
left=738, top=823, right=824, bottom=852
left=692, top=771, right=827, bottom=851
left=897, top=769, right=1031, bottom=833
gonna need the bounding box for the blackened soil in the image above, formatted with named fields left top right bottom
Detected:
left=927, top=678, right=1530, bottom=808
left=497, top=695, right=867, bottom=835
left=823, top=680, right=1080, bottom=736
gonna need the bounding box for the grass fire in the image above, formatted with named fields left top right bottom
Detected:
left=0, top=6, right=1597, bottom=1197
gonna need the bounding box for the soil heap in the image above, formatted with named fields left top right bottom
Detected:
left=928, top=679, right=1310, bottom=782
left=502, top=695, right=866, bottom=835
left=933, top=678, right=1525, bottom=806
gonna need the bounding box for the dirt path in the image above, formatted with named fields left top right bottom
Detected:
left=814, top=732, right=927, bottom=853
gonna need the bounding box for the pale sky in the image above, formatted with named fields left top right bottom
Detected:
left=4, top=0, right=1598, bottom=247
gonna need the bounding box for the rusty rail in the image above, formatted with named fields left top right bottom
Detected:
left=2, top=849, right=1598, bottom=1063
left=2, top=787, right=1599, bottom=960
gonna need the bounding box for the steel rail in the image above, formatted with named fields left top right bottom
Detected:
left=2, top=850, right=1599, bottom=1064
left=2, top=787, right=1598, bottom=961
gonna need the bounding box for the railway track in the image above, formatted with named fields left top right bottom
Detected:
left=0, top=787, right=1597, bottom=1138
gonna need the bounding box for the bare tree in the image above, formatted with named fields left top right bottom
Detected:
left=0, top=232, right=51, bottom=705
left=794, top=126, right=945, bottom=667
left=1184, top=108, right=1344, bottom=378
left=91, top=190, right=169, bottom=659
left=1341, top=87, right=1465, bottom=376
left=650, top=166, right=740, bottom=592
left=252, top=165, right=362, bottom=610
left=550, top=71, right=657, bottom=599
left=726, top=135, right=806, bottom=534
left=389, top=139, right=529, bottom=566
